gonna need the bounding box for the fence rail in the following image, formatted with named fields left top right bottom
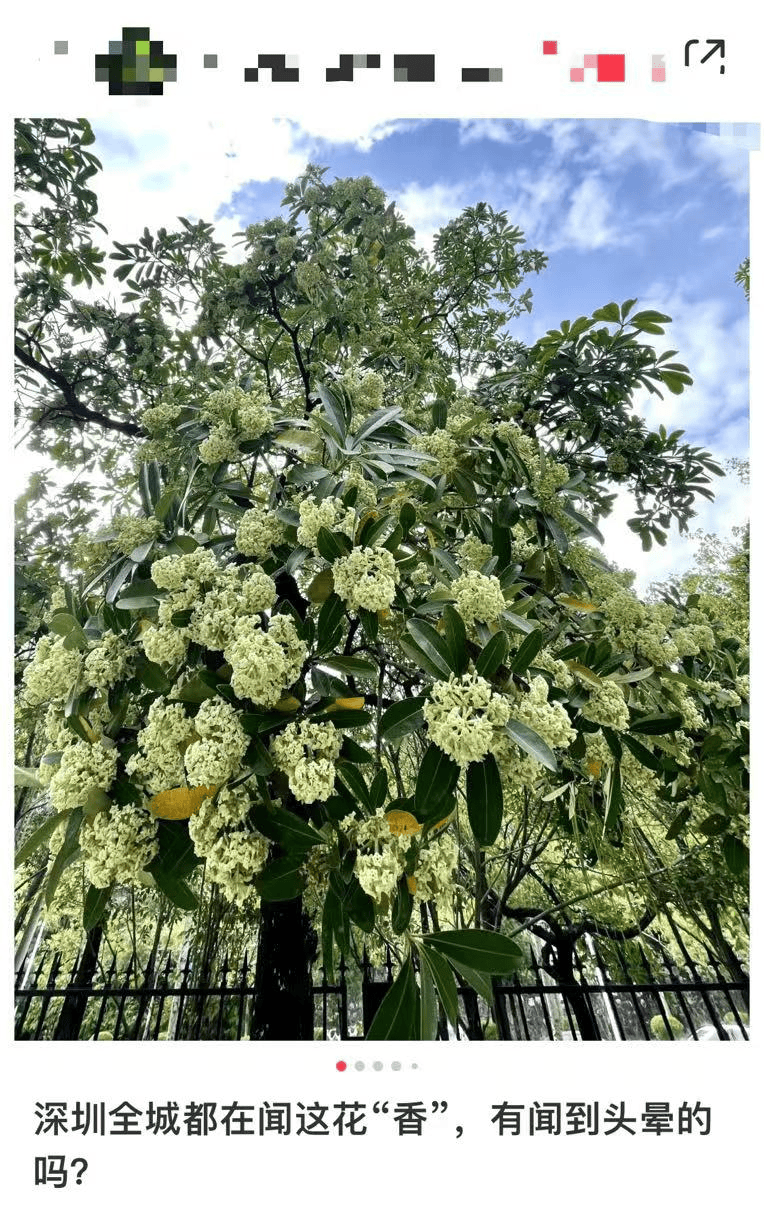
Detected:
left=15, top=932, right=749, bottom=1042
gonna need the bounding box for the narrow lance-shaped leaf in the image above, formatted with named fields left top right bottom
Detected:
left=466, top=753, right=504, bottom=847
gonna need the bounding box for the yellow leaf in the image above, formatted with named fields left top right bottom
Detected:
left=149, top=785, right=217, bottom=820
left=386, top=810, right=422, bottom=837
left=273, top=695, right=301, bottom=713
left=327, top=697, right=365, bottom=712
left=406, top=875, right=417, bottom=895
left=78, top=717, right=100, bottom=743
left=586, top=760, right=602, bottom=778
left=558, top=595, right=601, bottom=612
left=566, top=660, right=602, bottom=686
left=428, top=808, right=456, bottom=838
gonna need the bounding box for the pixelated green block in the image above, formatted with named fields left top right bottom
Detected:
left=149, top=68, right=165, bottom=82
left=122, top=68, right=136, bottom=82
left=136, top=41, right=150, bottom=55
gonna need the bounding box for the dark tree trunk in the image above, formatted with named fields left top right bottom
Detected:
left=547, top=936, right=600, bottom=1040
left=53, top=924, right=103, bottom=1040
left=251, top=894, right=317, bottom=1039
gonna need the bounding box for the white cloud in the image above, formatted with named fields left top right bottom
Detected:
left=90, top=114, right=414, bottom=250
left=553, top=174, right=625, bottom=251
left=457, top=119, right=516, bottom=146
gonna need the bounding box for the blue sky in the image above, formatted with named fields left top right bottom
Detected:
left=37, top=116, right=754, bottom=587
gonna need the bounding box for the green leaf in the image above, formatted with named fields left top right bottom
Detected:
left=722, top=835, right=749, bottom=877
left=402, top=618, right=454, bottom=680
left=152, top=869, right=199, bottom=911
left=149, top=819, right=204, bottom=880
left=320, top=710, right=374, bottom=729
left=251, top=803, right=325, bottom=852
left=321, top=654, right=378, bottom=680
left=592, top=302, right=621, bottom=323
left=417, top=943, right=459, bottom=1028
left=14, top=766, right=43, bottom=790
left=425, top=929, right=524, bottom=975
left=366, top=955, right=418, bottom=1041
left=415, top=744, right=460, bottom=819
left=419, top=951, right=438, bottom=1040
left=447, top=957, right=495, bottom=1002
left=83, top=884, right=112, bottom=930
left=442, top=605, right=469, bottom=675
left=504, top=718, right=558, bottom=771
left=115, top=578, right=159, bottom=610
left=603, top=761, right=623, bottom=831
left=340, top=736, right=374, bottom=764
left=337, top=764, right=371, bottom=811
left=379, top=696, right=426, bottom=743
left=391, top=874, right=414, bottom=934
left=45, top=808, right=83, bottom=907
left=15, top=810, right=72, bottom=867
left=666, top=806, right=691, bottom=841
left=697, top=813, right=729, bottom=837
left=475, top=631, right=508, bottom=678
left=511, top=628, right=545, bottom=677
left=316, top=527, right=352, bottom=563
left=620, top=733, right=663, bottom=773
left=630, top=712, right=683, bottom=735
left=48, top=612, right=89, bottom=650
left=466, top=754, right=503, bottom=847
left=255, top=855, right=306, bottom=901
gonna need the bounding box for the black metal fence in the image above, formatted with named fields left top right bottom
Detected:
left=15, top=929, right=749, bottom=1042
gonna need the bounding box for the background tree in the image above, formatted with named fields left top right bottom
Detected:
left=15, top=119, right=748, bottom=1040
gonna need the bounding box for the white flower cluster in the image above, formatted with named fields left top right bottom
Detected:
left=141, top=624, right=188, bottom=669
left=22, top=637, right=82, bottom=707
left=234, top=507, right=285, bottom=559
left=271, top=720, right=342, bottom=803
left=80, top=803, right=159, bottom=889
left=508, top=675, right=576, bottom=750
left=580, top=678, right=630, bottom=732
left=706, top=682, right=742, bottom=709
left=341, top=366, right=385, bottom=415
left=410, top=832, right=459, bottom=907
left=152, top=548, right=219, bottom=593
left=295, top=260, right=324, bottom=301
left=187, top=566, right=276, bottom=651
left=113, top=514, right=160, bottom=556
left=423, top=673, right=511, bottom=766
left=342, top=465, right=378, bottom=513
left=444, top=396, right=492, bottom=441
left=126, top=700, right=196, bottom=795
left=673, top=624, right=716, bottom=658
left=341, top=810, right=411, bottom=906
left=224, top=614, right=307, bottom=707
left=183, top=697, right=249, bottom=787
left=297, top=497, right=354, bottom=552
left=189, top=784, right=252, bottom=857
left=412, top=429, right=460, bottom=475
left=332, top=547, right=399, bottom=613
left=451, top=571, right=506, bottom=626
left=49, top=740, right=118, bottom=813
left=199, top=424, right=240, bottom=465
left=202, top=831, right=271, bottom=908
left=532, top=650, right=575, bottom=691
left=198, top=384, right=274, bottom=465
left=456, top=535, right=493, bottom=572
left=735, top=675, right=750, bottom=701
left=202, top=384, right=273, bottom=438
left=189, top=782, right=270, bottom=907
left=83, top=632, right=135, bottom=690
left=141, top=399, right=181, bottom=435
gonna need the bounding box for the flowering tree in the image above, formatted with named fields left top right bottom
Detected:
left=15, top=119, right=748, bottom=1039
